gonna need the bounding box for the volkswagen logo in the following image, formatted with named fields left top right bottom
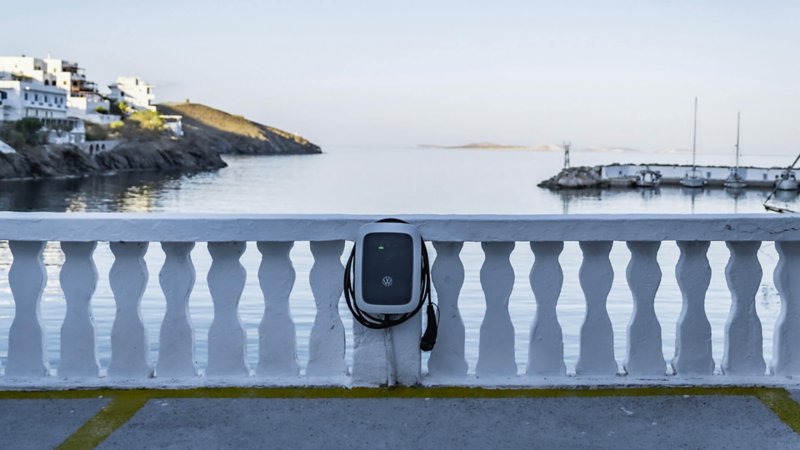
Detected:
left=382, top=276, right=393, bottom=287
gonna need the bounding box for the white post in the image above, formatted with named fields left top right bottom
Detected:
left=625, top=241, right=666, bottom=377
left=476, top=242, right=517, bottom=377
left=206, top=241, right=249, bottom=377
left=307, top=241, right=348, bottom=377
left=256, top=241, right=300, bottom=377
left=672, top=241, right=714, bottom=376
left=6, top=241, right=49, bottom=377
left=528, top=241, right=566, bottom=377
left=107, top=242, right=154, bottom=378
left=428, top=241, right=468, bottom=377
left=576, top=241, right=617, bottom=376
left=157, top=242, right=197, bottom=378
left=771, top=241, right=800, bottom=376
left=59, top=241, right=100, bottom=378
left=722, top=241, right=765, bottom=376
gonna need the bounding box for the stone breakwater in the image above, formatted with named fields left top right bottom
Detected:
left=538, top=166, right=608, bottom=189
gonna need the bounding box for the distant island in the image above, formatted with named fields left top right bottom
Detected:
left=415, top=142, right=692, bottom=154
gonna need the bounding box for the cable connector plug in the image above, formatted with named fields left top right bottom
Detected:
left=419, top=302, right=438, bottom=352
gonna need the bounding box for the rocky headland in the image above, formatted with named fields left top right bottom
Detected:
left=0, top=103, right=321, bottom=181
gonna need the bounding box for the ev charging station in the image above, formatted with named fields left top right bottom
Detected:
left=344, top=219, right=438, bottom=357
left=354, top=222, right=422, bottom=315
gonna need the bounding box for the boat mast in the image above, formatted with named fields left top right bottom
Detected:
left=735, top=111, right=740, bottom=170
left=692, top=97, right=698, bottom=172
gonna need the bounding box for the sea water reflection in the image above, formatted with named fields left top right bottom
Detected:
left=0, top=147, right=796, bottom=374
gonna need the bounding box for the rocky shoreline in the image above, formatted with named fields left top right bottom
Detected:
left=537, top=166, right=609, bottom=189
left=0, top=103, right=321, bottom=181
left=0, top=137, right=226, bottom=180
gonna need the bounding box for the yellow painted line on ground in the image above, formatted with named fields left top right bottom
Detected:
left=56, top=391, right=151, bottom=450
left=0, top=386, right=796, bottom=449
left=754, top=389, right=800, bottom=435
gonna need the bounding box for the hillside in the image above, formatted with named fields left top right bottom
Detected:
left=156, top=103, right=321, bottom=155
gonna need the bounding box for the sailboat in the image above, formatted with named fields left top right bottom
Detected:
left=724, top=112, right=746, bottom=189
left=682, top=97, right=707, bottom=188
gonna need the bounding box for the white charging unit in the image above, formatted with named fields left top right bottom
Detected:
left=354, top=222, right=422, bottom=315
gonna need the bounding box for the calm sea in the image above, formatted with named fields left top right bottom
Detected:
left=0, top=146, right=797, bottom=375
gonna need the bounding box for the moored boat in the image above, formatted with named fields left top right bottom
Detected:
left=724, top=112, right=746, bottom=189
left=681, top=98, right=706, bottom=188
left=633, top=169, right=661, bottom=188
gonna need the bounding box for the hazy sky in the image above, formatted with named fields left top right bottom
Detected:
left=2, top=1, right=799, bottom=154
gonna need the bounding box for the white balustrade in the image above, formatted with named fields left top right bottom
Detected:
left=107, top=242, right=154, bottom=378
left=206, top=241, right=249, bottom=377
left=428, top=241, right=468, bottom=377
left=307, top=241, right=348, bottom=377
left=6, top=241, right=49, bottom=377
left=256, top=241, right=300, bottom=377
left=722, top=241, right=765, bottom=376
left=0, top=213, right=798, bottom=387
left=672, top=241, right=714, bottom=376
left=157, top=242, right=197, bottom=378
left=772, top=241, right=800, bottom=376
left=59, top=241, right=100, bottom=378
left=576, top=241, right=617, bottom=376
left=527, top=242, right=566, bottom=377
left=475, top=242, right=517, bottom=377
left=624, top=241, right=665, bottom=377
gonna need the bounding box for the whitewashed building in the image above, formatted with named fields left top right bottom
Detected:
left=108, top=76, right=156, bottom=111
left=0, top=55, right=110, bottom=120
left=0, top=75, right=69, bottom=124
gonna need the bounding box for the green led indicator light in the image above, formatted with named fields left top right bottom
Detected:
left=378, top=246, right=384, bottom=249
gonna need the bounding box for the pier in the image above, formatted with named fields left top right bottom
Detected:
left=602, top=164, right=794, bottom=188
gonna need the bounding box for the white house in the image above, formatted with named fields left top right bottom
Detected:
left=0, top=75, right=69, bottom=124
left=0, top=55, right=109, bottom=119
left=108, top=76, right=156, bottom=111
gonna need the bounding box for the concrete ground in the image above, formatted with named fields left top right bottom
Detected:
left=1, top=387, right=799, bottom=449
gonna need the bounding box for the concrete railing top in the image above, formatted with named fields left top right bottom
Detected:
left=0, top=212, right=797, bottom=242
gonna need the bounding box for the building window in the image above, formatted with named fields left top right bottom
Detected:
left=707, top=172, right=711, bottom=178
left=35, top=94, right=38, bottom=101
left=45, top=80, right=49, bottom=86
left=24, top=93, right=28, bottom=100
left=63, top=81, right=67, bottom=86
left=764, top=173, right=768, bottom=180
left=45, top=96, right=48, bottom=102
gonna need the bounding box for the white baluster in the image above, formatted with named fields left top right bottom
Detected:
left=428, top=241, right=468, bottom=377
left=107, top=242, right=154, bottom=378
left=256, top=241, right=300, bottom=377
left=528, top=241, right=566, bottom=377
left=307, top=241, right=348, bottom=377
left=771, top=241, right=800, bottom=376
left=157, top=242, right=197, bottom=378
left=576, top=241, right=617, bottom=376
left=206, top=241, right=249, bottom=377
left=59, top=241, right=100, bottom=378
left=722, top=241, right=765, bottom=376
left=624, top=241, right=666, bottom=377
left=6, top=241, right=48, bottom=377
left=672, top=241, right=714, bottom=376
left=476, top=242, right=517, bottom=377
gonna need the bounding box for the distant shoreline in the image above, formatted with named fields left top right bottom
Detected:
left=414, top=143, right=691, bottom=154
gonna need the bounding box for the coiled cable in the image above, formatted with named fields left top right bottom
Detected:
left=343, top=219, right=439, bottom=351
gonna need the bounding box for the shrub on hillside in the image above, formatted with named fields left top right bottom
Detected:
left=0, top=118, right=46, bottom=148
left=85, top=122, right=109, bottom=141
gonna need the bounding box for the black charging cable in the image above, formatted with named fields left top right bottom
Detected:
left=343, top=219, right=439, bottom=352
